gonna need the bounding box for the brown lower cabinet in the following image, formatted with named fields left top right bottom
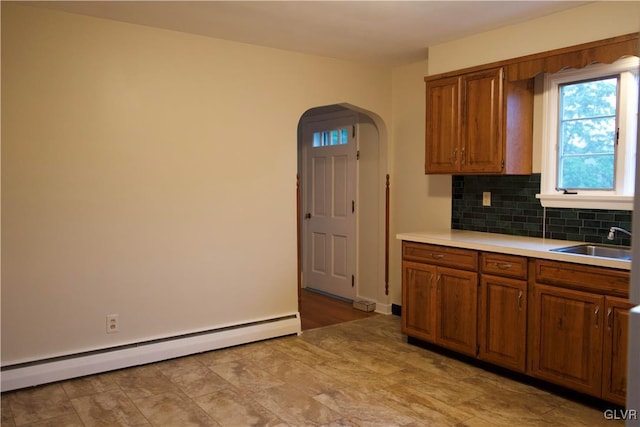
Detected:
left=602, top=297, right=634, bottom=406
left=530, top=259, right=632, bottom=406
left=478, top=274, right=527, bottom=373
left=401, top=241, right=632, bottom=406
left=402, top=260, right=477, bottom=357
left=530, top=284, right=605, bottom=397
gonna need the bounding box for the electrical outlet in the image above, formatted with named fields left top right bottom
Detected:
left=482, top=192, right=491, bottom=206
left=106, top=314, right=119, bottom=333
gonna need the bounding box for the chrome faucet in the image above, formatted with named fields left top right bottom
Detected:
left=607, top=226, right=632, bottom=240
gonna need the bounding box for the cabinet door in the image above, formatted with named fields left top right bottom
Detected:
left=530, top=284, right=604, bottom=397
left=425, top=76, right=460, bottom=173
left=602, top=297, right=633, bottom=406
left=478, top=275, right=527, bottom=372
left=436, top=266, right=478, bottom=356
left=402, top=261, right=437, bottom=342
left=460, top=68, right=503, bottom=173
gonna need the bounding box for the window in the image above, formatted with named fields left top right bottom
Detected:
left=312, top=128, right=350, bottom=147
left=538, top=57, right=639, bottom=210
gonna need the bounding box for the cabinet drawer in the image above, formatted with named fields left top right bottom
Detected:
left=480, top=252, right=527, bottom=279
left=402, top=242, right=477, bottom=271
left=535, top=259, right=629, bottom=297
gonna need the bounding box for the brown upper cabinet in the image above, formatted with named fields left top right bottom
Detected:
left=424, top=32, right=639, bottom=176
left=425, top=67, right=533, bottom=175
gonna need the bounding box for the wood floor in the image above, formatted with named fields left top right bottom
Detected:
left=299, top=288, right=378, bottom=330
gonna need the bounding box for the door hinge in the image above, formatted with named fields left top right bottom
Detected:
left=357, top=150, right=360, bottom=160
left=352, top=200, right=355, bottom=213
left=476, top=344, right=480, bottom=355
left=351, top=274, right=355, bottom=287
left=501, top=159, right=505, bottom=169
left=352, top=125, right=356, bottom=138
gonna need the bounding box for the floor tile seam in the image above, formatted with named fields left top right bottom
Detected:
left=16, top=412, right=85, bottom=427
left=461, top=373, right=567, bottom=409
left=275, top=341, right=348, bottom=365
left=130, top=390, right=220, bottom=426
left=311, top=390, right=422, bottom=426
left=2, top=396, right=16, bottom=425
left=157, top=359, right=244, bottom=401
left=455, top=392, right=563, bottom=423
left=399, top=380, right=486, bottom=413
left=69, top=392, right=151, bottom=427
left=190, top=388, right=283, bottom=426
left=246, top=388, right=343, bottom=426
left=387, top=395, right=476, bottom=425
left=362, top=384, right=463, bottom=425
left=61, top=382, right=123, bottom=402
left=295, top=336, right=353, bottom=352
left=8, top=385, right=83, bottom=427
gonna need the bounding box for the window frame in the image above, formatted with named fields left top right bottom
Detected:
left=537, top=57, right=639, bottom=210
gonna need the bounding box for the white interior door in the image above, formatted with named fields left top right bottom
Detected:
left=303, top=119, right=357, bottom=300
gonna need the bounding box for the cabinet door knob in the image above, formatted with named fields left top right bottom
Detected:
left=607, top=307, right=613, bottom=329
left=595, top=306, right=600, bottom=328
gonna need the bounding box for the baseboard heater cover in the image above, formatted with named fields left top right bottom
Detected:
left=1, top=313, right=301, bottom=392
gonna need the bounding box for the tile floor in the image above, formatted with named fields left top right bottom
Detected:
left=1, top=315, right=623, bottom=426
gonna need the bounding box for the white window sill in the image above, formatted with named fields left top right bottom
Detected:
left=536, top=194, right=634, bottom=210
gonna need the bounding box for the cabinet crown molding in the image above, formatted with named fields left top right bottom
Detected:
left=424, top=33, right=639, bottom=82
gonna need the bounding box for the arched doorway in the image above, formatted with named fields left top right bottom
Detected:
left=297, top=104, right=388, bottom=325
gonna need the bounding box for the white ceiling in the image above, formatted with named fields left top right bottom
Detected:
left=32, top=1, right=590, bottom=66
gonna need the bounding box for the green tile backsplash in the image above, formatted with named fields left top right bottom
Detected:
left=451, top=174, right=632, bottom=246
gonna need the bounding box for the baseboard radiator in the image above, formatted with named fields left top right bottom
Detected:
left=1, top=313, right=301, bottom=392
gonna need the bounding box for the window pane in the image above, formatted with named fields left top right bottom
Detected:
left=560, top=78, right=617, bottom=119
left=559, top=155, right=615, bottom=189
left=330, top=130, right=339, bottom=145
left=560, top=117, right=616, bottom=155
left=557, top=77, right=618, bottom=190
left=312, top=128, right=349, bottom=148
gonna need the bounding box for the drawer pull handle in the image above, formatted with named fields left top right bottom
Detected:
left=595, top=306, right=600, bottom=328
left=496, top=263, right=512, bottom=270
left=517, top=290, right=523, bottom=311
left=431, top=253, right=445, bottom=259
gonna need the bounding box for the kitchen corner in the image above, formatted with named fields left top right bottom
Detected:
left=397, top=228, right=632, bottom=407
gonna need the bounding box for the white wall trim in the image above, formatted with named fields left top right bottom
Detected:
left=1, top=313, right=301, bottom=392
left=374, top=302, right=392, bottom=315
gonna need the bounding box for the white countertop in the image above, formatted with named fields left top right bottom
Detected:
left=396, top=230, right=631, bottom=271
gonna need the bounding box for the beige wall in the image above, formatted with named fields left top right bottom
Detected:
left=1, top=4, right=391, bottom=364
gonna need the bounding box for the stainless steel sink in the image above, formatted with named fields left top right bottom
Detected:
left=550, top=244, right=632, bottom=260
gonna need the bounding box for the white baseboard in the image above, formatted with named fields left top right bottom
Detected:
left=1, top=313, right=301, bottom=392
